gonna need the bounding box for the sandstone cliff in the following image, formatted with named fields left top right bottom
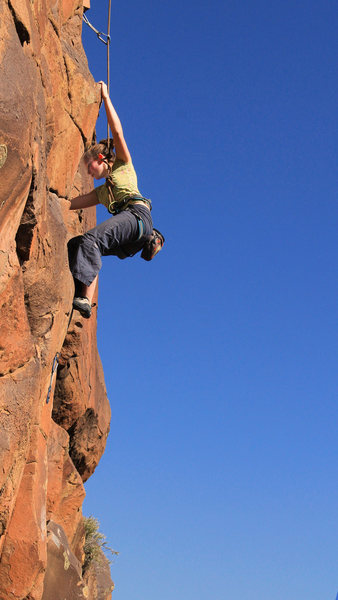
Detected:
left=0, top=0, right=112, bottom=597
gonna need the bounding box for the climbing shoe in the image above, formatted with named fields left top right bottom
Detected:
left=141, top=229, right=165, bottom=261
left=73, top=296, right=91, bottom=319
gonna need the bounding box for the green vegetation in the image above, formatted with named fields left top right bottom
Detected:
left=83, top=516, right=119, bottom=573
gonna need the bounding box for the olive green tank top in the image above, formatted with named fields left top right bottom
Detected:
left=95, top=159, right=141, bottom=211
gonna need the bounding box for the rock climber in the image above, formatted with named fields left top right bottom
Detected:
left=67, top=81, right=164, bottom=319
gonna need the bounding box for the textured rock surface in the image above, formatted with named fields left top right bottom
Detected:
left=52, top=300, right=111, bottom=483
left=41, top=521, right=114, bottom=600
left=0, top=0, right=112, bottom=598
left=41, top=521, right=88, bottom=600
left=83, top=551, right=115, bottom=600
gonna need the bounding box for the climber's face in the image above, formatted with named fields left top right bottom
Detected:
left=86, top=157, right=108, bottom=179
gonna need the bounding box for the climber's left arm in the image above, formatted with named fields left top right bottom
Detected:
left=99, top=81, right=132, bottom=163
left=68, top=189, right=99, bottom=210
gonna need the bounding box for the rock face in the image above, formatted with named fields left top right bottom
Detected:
left=0, top=0, right=112, bottom=598
left=41, top=521, right=88, bottom=600
left=83, top=551, right=115, bottom=600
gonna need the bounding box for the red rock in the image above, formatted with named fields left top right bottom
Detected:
left=0, top=267, right=35, bottom=376
left=46, top=421, right=86, bottom=558
left=42, top=521, right=88, bottom=600
left=62, top=0, right=83, bottom=24
left=0, top=0, right=111, bottom=597
left=0, top=424, right=48, bottom=598
left=83, top=550, right=115, bottom=600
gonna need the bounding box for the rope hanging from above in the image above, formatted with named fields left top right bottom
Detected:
left=83, top=0, right=112, bottom=149
left=106, top=0, right=112, bottom=148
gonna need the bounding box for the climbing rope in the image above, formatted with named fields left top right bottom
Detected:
left=83, top=1, right=112, bottom=149
left=106, top=0, right=112, bottom=149
left=46, top=307, right=74, bottom=404
left=47, top=4, right=113, bottom=406
left=46, top=352, right=60, bottom=405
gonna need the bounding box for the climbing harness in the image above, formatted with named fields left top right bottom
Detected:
left=107, top=194, right=152, bottom=216
left=83, top=0, right=112, bottom=147
left=135, top=215, right=144, bottom=241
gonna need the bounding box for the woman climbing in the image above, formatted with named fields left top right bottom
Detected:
left=67, top=81, right=164, bottom=318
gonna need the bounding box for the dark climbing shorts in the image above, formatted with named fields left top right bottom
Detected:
left=68, top=204, right=153, bottom=287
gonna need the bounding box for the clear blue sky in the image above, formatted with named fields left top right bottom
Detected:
left=82, top=2, right=337, bottom=599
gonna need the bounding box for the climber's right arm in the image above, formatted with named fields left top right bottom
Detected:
left=68, top=190, right=99, bottom=210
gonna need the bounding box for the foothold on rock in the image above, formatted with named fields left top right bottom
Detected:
left=0, top=144, right=7, bottom=169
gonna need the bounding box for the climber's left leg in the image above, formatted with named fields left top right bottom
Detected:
left=71, top=275, right=98, bottom=318
left=81, top=275, right=98, bottom=304
left=69, top=210, right=140, bottom=287
left=69, top=209, right=148, bottom=317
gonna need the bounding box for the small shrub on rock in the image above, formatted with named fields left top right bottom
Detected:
left=83, top=516, right=118, bottom=573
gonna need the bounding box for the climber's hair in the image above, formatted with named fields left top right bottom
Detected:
left=83, top=138, right=115, bottom=164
